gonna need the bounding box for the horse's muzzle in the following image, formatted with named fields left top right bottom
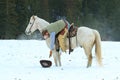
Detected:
left=25, top=31, right=31, bottom=35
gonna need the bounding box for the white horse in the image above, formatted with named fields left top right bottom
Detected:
left=25, top=15, right=102, bottom=68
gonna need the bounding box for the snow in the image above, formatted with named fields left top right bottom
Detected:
left=0, top=40, right=120, bottom=80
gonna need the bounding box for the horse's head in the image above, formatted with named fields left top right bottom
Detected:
left=25, top=15, right=38, bottom=35
left=25, top=15, right=50, bottom=35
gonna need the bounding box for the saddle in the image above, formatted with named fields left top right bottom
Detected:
left=55, top=23, right=78, bottom=54
left=67, top=24, right=78, bottom=38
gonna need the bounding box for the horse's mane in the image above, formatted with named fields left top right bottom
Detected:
left=32, top=15, right=50, bottom=26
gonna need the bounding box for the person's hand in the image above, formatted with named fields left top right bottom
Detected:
left=49, top=50, right=52, bottom=58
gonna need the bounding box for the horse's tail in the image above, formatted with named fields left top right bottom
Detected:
left=93, top=30, right=102, bottom=66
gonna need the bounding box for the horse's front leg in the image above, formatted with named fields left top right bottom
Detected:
left=57, top=51, right=61, bottom=66
left=52, top=50, right=61, bottom=67
left=52, top=50, right=58, bottom=66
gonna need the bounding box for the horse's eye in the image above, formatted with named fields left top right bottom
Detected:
left=29, top=22, right=32, bottom=24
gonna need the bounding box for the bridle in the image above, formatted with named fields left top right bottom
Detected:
left=28, top=16, right=36, bottom=33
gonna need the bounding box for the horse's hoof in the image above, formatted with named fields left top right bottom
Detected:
left=87, top=64, right=91, bottom=68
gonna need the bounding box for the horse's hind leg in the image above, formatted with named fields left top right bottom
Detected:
left=84, top=46, right=93, bottom=68
left=87, top=53, right=92, bottom=68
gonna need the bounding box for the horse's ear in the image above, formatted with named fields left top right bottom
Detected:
left=33, top=15, right=35, bottom=20
left=34, top=15, right=37, bottom=18
left=33, top=15, right=37, bottom=20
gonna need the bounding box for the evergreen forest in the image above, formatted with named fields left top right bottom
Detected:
left=0, top=0, right=120, bottom=40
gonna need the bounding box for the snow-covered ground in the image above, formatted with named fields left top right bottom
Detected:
left=0, top=40, right=120, bottom=80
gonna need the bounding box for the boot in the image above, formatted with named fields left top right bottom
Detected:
left=69, top=48, right=73, bottom=52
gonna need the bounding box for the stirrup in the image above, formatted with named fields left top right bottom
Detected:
left=69, top=49, right=73, bottom=55
left=70, top=49, right=73, bottom=52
